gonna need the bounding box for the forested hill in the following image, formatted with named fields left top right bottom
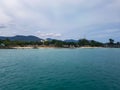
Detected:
left=0, top=35, right=42, bottom=42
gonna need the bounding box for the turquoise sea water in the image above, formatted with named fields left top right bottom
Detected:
left=0, top=48, right=120, bottom=90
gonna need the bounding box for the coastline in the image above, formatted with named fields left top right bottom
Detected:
left=0, top=46, right=104, bottom=49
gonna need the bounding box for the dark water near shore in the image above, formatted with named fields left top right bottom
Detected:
left=0, top=48, right=120, bottom=90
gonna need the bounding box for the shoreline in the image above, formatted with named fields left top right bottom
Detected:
left=0, top=46, right=107, bottom=49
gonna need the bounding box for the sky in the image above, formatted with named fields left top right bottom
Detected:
left=0, top=0, right=120, bottom=42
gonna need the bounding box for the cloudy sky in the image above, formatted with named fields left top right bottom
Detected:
left=0, top=0, right=120, bottom=42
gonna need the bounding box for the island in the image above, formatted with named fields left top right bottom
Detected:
left=0, top=35, right=120, bottom=49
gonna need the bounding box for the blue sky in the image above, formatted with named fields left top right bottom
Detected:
left=0, top=0, right=120, bottom=42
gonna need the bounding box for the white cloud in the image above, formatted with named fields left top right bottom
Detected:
left=0, top=8, right=11, bottom=24
left=36, top=31, right=62, bottom=38
left=0, top=30, right=17, bottom=36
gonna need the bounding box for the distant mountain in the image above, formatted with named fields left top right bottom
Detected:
left=46, top=38, right=55, bottom=41
left=64, top=39, right=78, bottom=43
left=0, top=35, right=43, bottom=42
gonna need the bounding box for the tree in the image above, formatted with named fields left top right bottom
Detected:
left=55, top=41, right=63, bottom=47
left=90, top=40, right=103, bottom=47
left=44, top=41, right=50, bottom=46
left=0, top=39, right=2, bottom=44
left=109, top=39, right=114, bottom=44
left=116, top=42, right=120, bottom=45
left=4, top=38, right=11, bottom=46
left=78, top=39, right=90, bottom=46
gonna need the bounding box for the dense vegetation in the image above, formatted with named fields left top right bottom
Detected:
left=1, top=37, right=119, bottom=48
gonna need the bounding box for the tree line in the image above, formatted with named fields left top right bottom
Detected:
left=0, top=38, right=120, bottom=48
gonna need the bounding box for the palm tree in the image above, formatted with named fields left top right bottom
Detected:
left=109, top=39, right=114, bottom=44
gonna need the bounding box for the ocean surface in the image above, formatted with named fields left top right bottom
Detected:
left=0, top=48, right=120, bottom=90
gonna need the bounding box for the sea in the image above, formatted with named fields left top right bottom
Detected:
left=0, top=48, right=120, bottom=90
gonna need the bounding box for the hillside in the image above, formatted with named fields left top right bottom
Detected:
left=0, top=35, right=42, bottom=42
